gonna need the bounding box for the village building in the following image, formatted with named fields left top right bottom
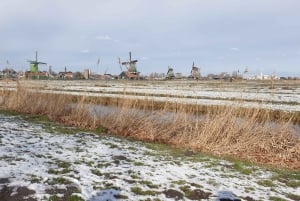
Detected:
left=0, top=68, right=17, bottom=79
left=58, top=71, right=74, bottom=80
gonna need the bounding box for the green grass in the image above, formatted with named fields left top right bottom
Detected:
left=130, top=186, right=159, bottom=196
left=287, top=193, right=300, bottom=200
left=0, top=110, right=84, bottom=135
left=244, top=186, right=255, bottom=193
left=96, top=163, right=111, bottom=168
left=171, top=180, right=186, bottom=185
left=95, top=126, right=107, bottom=134
left=47, top=195, right=60, bottom=201
left=232, top=161, right=253, bottom=175
left=47, top=177, right=71, bottom=185
left=103, top=181, right=119, bottom=189
left=286, top=180, right=300, bottom=188
left=134, top=161, right=144, bottom=166
left=48, top=167, right=71, bottom=174
left=270, top=196, right=287, bottom=201
left=139, top=180, right=159, bottom=188
left=27, top=174, right=43, bottom=183
left=67, top=195, right=84, bottom=201
left=91, top=169, right=103, bottom=177
left=57, top=160, right=72, bottom=169
left=271, top=169, right=300, bottom=188
left=130, top=173, right=140, bottom=179
left=49, top=125, right=83, bottom=135
left=207, top=179, right=218, bottom=186
left=189, top=182, right=202, bottom=188
left=23, top=114, right=50, bottom=123
left=179, top=185, right=192, bottom=197
left=257, top=180, right=275, bottom=187
left=105, top=142, right=119, bottom=149
left=0, top=109, right=20, bottom=116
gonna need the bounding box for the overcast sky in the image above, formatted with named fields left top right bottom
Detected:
left=0, top=0, right=299, bottom=76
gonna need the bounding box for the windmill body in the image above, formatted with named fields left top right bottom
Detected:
left=27, top=51, right=46, bottom=73
left=166, top=67, right=175, bottom=79
left=25, top=51, right=48, bottom=79
left=190, top=62, right=201, bottom=79
left=119, top=52, right=139, bottom=79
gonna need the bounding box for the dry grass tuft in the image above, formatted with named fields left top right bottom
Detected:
left=1, top=83, right=299, bottom=169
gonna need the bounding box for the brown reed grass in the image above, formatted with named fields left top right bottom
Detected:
left=0, top=83, right=299, bottom=169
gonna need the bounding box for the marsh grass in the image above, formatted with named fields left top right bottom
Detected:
left=0, top=83, right=299, bottom=169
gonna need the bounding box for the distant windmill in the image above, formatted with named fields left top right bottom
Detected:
left=121, top=52, right=138, bottom=73
left=190, top=62, right=201, bottom=79
left=118, top=57, right=122, bottom=71
left=27, top=51, right=46, bottom=73
left=119, top=52, right=139, bottom=79
left=97, top=57, right=100, bottom=70
left=166, top=66, right=175, bottom=79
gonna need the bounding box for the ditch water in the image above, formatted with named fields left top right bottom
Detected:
left=0, top=113, right=299, bottom=201
left=88, top=104, right=300, bottom=136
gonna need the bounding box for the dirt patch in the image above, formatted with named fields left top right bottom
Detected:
left=187, top=189, right=211, bottom=200
left=113, top=155, right=128, bottom=161
left=0, top=185, right=36, bottom=201
left=242, top=196, right=256, bottom=201
left=45, top=184, right=80, bottom=201
left=163, top=189, right=184, bottom=200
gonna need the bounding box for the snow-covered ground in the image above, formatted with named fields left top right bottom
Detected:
left=1, top=80, right=300, bottom=112
left=0, top=114, right=299, bottom=201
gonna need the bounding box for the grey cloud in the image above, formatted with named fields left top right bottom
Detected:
left=0, top=0, right=299, bottom=76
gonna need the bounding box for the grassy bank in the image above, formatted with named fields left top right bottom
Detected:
left=0, top=83, right=299, bottom=169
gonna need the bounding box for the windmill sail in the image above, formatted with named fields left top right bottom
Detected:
left=27, top=51, right=46, bottom=73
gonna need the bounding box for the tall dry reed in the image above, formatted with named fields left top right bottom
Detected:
left=0, top=84, right=299, bottom=169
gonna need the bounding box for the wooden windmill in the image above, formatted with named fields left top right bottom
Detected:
left=190, top=62, right=201, bottom=79
left=119, top=52, right=139, bottom=79
left=166, top=66, right=175, bottom=79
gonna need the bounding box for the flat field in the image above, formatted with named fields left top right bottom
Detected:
left=1, top=79, right=300, bottom=112
left=0, top=114, right=299, bottom=201
left=0, top=79, right=300, bottom=200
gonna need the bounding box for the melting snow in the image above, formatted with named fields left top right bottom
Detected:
left=0, top=114, right=299, bottom=201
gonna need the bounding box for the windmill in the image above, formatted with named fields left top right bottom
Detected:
left=27, top=51, right=46, bottom=73
left=242, top=67, right=249, bottom=79
left=96, top=57, right=100, bottom=73
left=118, top=57, right=122, bottom=71
left=166, top=66, right=175, bottom=79
left=190, top=62, right=201, bottom=79
left=119, top=52, right=139, bottom=79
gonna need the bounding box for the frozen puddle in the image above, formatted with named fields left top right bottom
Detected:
left=0, top=114, right=299, bottom=201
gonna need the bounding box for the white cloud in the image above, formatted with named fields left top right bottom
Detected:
left=96, top=35, right=112, bottom=41
left=230, top=48, right=240, bottom=51
left=80, top=49, right=89, bottom=53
